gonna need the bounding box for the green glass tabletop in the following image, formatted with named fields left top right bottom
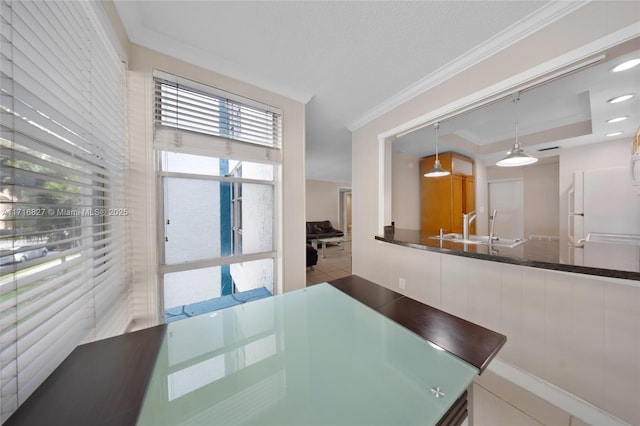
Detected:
left=137, top=283, right=478, bottom=425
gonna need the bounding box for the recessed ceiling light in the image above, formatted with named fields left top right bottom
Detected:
left=606, top=131, right=623, bottom=137
left=606, top=116, right=629, bottom=123
left=612, top=58, right=640, bottom=72
left=607, top=94, right=634, bottom=104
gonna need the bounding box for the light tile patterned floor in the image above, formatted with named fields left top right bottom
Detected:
left=306, top=240, right=351, bottom=286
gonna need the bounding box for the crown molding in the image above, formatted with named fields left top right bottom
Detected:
left=347, top=1, right=588, bottom=132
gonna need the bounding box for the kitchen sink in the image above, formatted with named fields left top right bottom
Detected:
left=430, top=233, right=527, bottom=248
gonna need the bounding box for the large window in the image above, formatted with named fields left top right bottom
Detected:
left=154, top=74, right=281, bottom=323
left=0, top=0, right=128, bottom=421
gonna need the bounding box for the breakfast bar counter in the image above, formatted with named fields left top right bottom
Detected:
left=375, top=228, right=640, bottom=281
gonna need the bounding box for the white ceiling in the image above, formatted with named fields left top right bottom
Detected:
left=112, top=1, right=601, bottom=183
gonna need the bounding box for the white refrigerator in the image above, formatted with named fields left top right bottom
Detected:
left=568, top=166, right=640, bottom=270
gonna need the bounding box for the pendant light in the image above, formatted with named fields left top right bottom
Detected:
left=424, top=122, right=450, bottom=177
left=496, top=93, right=538, bottom=167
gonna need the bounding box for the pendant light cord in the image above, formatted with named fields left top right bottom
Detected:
left=513, top=94, right=520, bottom=149
left=496, top=91, right=538, bottom=167
left=434, top=122, right=440, bottom=160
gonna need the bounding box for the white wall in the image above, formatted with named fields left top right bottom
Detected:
left=486, top=159, right=560, bottom=239
left=351, top=2, right=640, bottom=424
left=391, top=151, right=421, bottom=230
left=474, top=161, right=489, bottom=235
left=305, top=179, right=351, bottom=229
left=128, top=44, right=306, bottom=329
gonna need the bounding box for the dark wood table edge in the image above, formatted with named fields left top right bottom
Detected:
left=5, top=324, right=167, bottom=426
left=328, top=275, right=506, bottom=374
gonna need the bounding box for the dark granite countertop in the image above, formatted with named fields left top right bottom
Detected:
left=375, top=228, right=640, bottom=281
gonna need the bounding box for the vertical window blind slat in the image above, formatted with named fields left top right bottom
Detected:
left=0, top=1, right=128, bottom=421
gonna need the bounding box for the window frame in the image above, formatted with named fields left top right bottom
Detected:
left=153, top=72, right=282, bottom=320
left=157, top=164, right=277, bottom=275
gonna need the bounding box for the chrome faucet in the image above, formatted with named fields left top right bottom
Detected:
left=462, top=211, right=477, bottom=240
left=489, top=209, right=498, bottom=242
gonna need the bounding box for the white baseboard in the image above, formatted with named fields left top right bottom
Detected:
left=487, top=359, right=629, bottom=426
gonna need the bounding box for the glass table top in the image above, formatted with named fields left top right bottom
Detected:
left=137, top=283, right=479, bottom=425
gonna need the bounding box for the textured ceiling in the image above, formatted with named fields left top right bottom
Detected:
left=114, top=1, right=573, bottom=182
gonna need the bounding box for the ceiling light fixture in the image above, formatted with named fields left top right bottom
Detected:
left=612, top=58, right=640, bottom=72
left=606, top=131, right=624, bottom=137
left=607, top=94, right=634, bottom=104
left=496, top=93, right=538, bottom=167
left=423, top=122, right=450, bottom=177
left=606, top=116, right=629, bottom=124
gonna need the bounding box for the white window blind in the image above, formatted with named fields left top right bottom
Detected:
left=0, top=0, right=128, bottom=421
left=154, top=72, right=282, bottom=150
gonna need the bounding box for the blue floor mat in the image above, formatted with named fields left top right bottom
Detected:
left=165, top=287, right=272, bottom=323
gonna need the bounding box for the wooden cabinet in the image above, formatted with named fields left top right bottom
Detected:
left=420, top=152, right=475, bottom=234
left=451, top=175, right=464, bottom=233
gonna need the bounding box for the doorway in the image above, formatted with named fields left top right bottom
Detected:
left=339, top=188, right=352, bottom=237
left=488, top=179, right=524, bottom=238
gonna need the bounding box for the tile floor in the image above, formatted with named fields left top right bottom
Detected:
left=305, top=240, right=579, bottom=425
left=306, top=240, right=352, bottom=286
